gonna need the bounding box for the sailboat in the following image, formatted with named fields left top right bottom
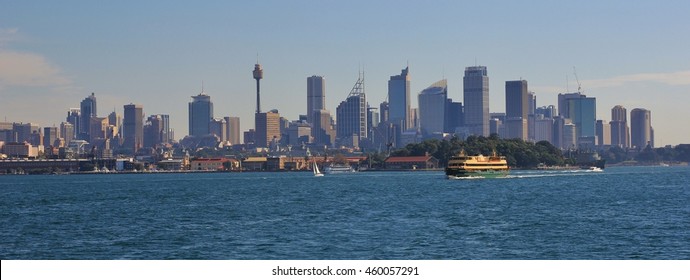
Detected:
left=313, top=161, right=324, bottom=177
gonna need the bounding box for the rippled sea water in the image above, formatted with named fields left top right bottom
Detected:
left=1, top=166, right=689, bottom=259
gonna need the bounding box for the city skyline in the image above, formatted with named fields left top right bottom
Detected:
left=1, top=1, right=689, bottom=145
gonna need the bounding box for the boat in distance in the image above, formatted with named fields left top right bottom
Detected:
left=324, top=164, right=356, bottom=174
left=445, top=150, right=509, bottom=179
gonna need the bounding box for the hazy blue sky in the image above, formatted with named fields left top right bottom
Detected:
left=1, top=0, right=689, bottom=145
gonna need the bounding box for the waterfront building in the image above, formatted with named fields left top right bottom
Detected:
left=418, top=79, right=447, bottom=137
left=463, top=66, right=490, bottom=136
left=123, top=104, right=144, bottom=153
left=505, top=80, right=529, bottom=140
left=630, top=108, right=653, bottom=149
left=188, top=89, right=213, bottom=137
left=610, top=105, right=630, bottom=148
left=79, top=93, right=97, bottom=140
left=388, top=66, right=411, bottom=131
left=336, top=75, right=367, bottom=147
left=307, top=76, right=326, bottom=125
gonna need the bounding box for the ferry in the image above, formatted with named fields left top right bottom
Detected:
left=324, top=164, right=355, bottom=174
left=445, top=150, right=509, bottom=178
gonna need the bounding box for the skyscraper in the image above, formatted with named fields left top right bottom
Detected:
left=418, top=79, right=447, bottom=136
left=143, top=115, right=163, bottom=148
left=335, top=75, right=367, bottom=147
left=79, top=93, right=97, bottom=140
left=630, top=108, right=652, bottom=149
left=66, top=108, right=80, bottom=140
left=388, top=66, right=411, bottom=131
left=123, top=104, right=143, bottom=153
left=255, top=110, right=281, bottom=148
left=596, top=120, right=611, bottom=147
left=505, top=80, right=529, bottom=140
left=610, top=105, right=629, bottom=148
left=307, top=76, right=325, bottom=125
left=463, top=66, right=489, bottom=136
left=60, top=122, right=74, bottom=145
left=559, top=92, right=596, bottom=142
left=312, top=109, right=335, bottom=147
left=43, top=127, right=58, bottom=148
left=188, top=89, right=213, bottom=137
left=225, top=116, right=240, bottom=145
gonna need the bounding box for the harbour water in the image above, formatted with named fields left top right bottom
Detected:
left=1, top=166, right=688, bottom=259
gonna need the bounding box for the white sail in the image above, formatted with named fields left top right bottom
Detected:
left=313, top=161, right=324, bottom=177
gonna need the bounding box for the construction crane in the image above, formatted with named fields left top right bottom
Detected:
left=573, top=66, right=583, bottom=93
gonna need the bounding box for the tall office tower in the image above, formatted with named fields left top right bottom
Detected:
left=188, top=89, right=213, bottom=137
left=143, top=115, right=164, bottom=148
left=610, top=105, right=629, bottom=148
left=463, top=66, right=490, bottom=136
left=388, top=66, right=411, bottom=130
left=312, top=109, right=335, bottom=147
left=253, top=62, right=264, bottom=114
left=225, top=117, right=240, bottom=145
left=557, top=92, right=583, bottom=118
left=255, top=110, right=281, bottom=148
left=307, top=75, right=326, bottom=125
left=159, top=114, right=171, bottom=144
left=445, top=99, right=463, bottom=134
left=596, top=120, right=611, bottom=147
left=43, top=127, right=58, bottom=147
left=123, top=104, right=143, bottom=153
left=563, top=123, right=577, bottom=149
left=367, top=107, right=379, bottom=135
left=630, top=108, right=652, bottom=149
left=418, top=79, right=447, bottom=136
left=505, top=80, right=529, bottom=140
left=335, top=75, right=367, bottom=147
left=552, top=116, right=566, bottom=149
left=559, top=92, right=596, bottom=141
left=60, top=122, right=74, bottom=145
left=66, top=108, right=80, bottom=139
left=379, top=101, right=389, bottom=124
left=79, top=93, right=97, bottom=140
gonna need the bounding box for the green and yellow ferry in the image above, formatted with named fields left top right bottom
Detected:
left=445, top=150, right=509, bottom=178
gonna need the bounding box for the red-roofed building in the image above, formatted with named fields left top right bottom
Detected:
left=385, top=155, right=439, bottom=170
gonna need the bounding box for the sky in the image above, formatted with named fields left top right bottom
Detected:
left=1, top=0, right=689, bottom=145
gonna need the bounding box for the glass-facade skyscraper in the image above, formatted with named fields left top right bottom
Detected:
left=463, top=66, right=489, bottom=137
left=188, top=91, right=213, bottom=137
left=505, top=80, right=528, bottom=140
left=418, top=79, right=447, bottom=136
left=388, top=66, right=411, bottom=131
left=79, top=93, right=97, bottom=140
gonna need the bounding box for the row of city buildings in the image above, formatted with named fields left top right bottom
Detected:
left=1, top=63, right=655, bottom=162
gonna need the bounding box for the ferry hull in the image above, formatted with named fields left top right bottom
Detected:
left=445, top=168, right=509, bottom=178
